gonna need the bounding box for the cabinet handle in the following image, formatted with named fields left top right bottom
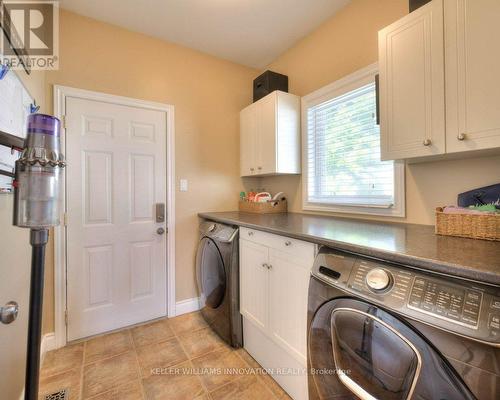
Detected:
left=457, top=133, right=467, bottom=141
left=247, top=231, right=254, bottom=236
left=422, top=139, right=432, bottom=146
left=262, top=263, right=268, bottom=268
left=267, top=264, right=272, bottom=270
left=285, top=241, right=292, bottom=247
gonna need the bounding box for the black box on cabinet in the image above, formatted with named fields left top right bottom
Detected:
left=253, top=70, right=288, bottom=102
left=409, top=0, right=431, bottom=12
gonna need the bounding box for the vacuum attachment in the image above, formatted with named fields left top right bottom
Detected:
left=13, top=114, right=65, bottom=228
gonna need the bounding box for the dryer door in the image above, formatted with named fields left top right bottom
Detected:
left=196, top=237, right=226, bottom=309
left=309, top=298, right=475, bottom=400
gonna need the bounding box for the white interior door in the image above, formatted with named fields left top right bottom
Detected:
left=65, top=97, right=167, bottom=341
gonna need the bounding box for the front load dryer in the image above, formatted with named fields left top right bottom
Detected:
left=196, top=219, right=242, bottom=348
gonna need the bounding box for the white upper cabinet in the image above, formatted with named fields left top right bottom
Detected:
left=379, top=0, right=446, bottom=161
left=444, top=0, right=500, bottom=153
left=240, top=91, right=300, bottom=177
left=379, top=0, right=500, bottom=161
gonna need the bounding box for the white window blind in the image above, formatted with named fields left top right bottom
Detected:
left=306, top=82, right=395, bottom=208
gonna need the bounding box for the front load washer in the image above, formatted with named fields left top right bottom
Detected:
left=196, top=219, right=242, bottom=347
left=308, top=246, right=500, bottom=400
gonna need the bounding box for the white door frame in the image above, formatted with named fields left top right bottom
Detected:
left=53, top=85, right=176, bottom=348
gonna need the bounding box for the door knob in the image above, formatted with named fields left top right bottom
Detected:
left=1, top=301, right=19, bottom=324
left=157, top=227, right=166, bottom=235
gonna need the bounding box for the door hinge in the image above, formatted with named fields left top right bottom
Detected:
left=63, top=212, right=68, bottom=226
left=62, top=115, right=67, bottom=129
left=64, top=310, right=68, bottom=326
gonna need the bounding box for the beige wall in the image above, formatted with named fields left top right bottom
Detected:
left=259, top=0, right=500, bottom=226
left=39, top=10, right=257, bottom=333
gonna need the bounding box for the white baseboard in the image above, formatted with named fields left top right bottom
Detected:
left=175, top=297, right=201, bottom=316
left=40, top=332, right=56, bottom=365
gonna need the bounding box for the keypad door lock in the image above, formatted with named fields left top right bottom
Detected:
left=156, top=203, right=165, bottom=223
left=1, top=301, right=19, bottom=324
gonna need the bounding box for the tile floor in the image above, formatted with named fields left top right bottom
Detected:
left=39, top=311, right=292, bottom=400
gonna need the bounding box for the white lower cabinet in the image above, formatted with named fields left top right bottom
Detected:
left=240, top=240, right=269, bottom=331
left=239, top=227, right=315, bottom=400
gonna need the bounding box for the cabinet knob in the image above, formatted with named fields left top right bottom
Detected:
left=285, top=241, right=292, bottom=246
left=250, top=168, right=254, bottom=172
left=422, top=139, right=432, bottom=146
left=267, top=264, right=272, bottom=270
left=247, top=231, right=254, bottom=236
left=262, top=263, right=268, bottom=268
left=457, top=133, right=467, bottom=141
left=258, top=166, right=262, bottom=170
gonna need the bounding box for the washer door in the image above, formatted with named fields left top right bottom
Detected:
left=309, top=298, right=475, bottom=400
left=196, top=237, right=226, bottom=309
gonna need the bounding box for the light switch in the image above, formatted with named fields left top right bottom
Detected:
left=180, top=179, right=188, bottom=192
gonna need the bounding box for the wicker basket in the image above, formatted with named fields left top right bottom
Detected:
left=239, top=199, right=287, bottom=214
left=435, top=207, right=500, bottom=241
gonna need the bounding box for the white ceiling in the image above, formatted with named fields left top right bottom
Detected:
left=59, top=0, right=350, bottom=68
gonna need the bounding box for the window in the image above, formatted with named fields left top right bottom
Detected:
left=303, top=64, right=405, bottom=217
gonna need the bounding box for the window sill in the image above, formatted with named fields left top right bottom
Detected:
left=302, top=203, right=406, bottom=218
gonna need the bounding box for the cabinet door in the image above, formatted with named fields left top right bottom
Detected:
left=240, top=105, right=256, bottom=176
left=239, top=239, right=269, bottom=331
left=268, top=248, right=311, bottom=364
left=379, top=0, right=445, bottom=160
left=445, top=0, right=500, bottom=153
left=256, top=93, right=277, bottom=175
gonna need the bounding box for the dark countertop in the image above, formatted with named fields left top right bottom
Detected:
left=198, top=211, right=500, bottom=286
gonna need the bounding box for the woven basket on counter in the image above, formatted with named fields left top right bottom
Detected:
left=239, top=199, right=287, bottom=214
left=435, top=207, right=500, bottom=241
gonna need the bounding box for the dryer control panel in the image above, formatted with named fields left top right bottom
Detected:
left=312, top=247, right=500, bottom=345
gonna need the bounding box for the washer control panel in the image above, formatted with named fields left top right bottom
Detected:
left=407, top=278, right=482, bottom=329
left=366, top=268, right=392, bottom=291
left=347, top=259, right=413, bottom=304
left=313, top=247, right=500, bottom=345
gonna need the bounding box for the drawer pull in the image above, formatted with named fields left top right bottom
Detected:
left=285, top=241, right=292, bottom=246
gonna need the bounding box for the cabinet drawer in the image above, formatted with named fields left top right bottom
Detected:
left=240, top=227, right=315, bottom=263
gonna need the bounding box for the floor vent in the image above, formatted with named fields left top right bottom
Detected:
left=43, top=388, right=69, bottom=400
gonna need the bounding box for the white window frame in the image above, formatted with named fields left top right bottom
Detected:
left=301, top=63, right=405, bottom=217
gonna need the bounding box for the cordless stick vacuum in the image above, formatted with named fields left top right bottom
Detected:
left=12, top=114, right=65, bottom=400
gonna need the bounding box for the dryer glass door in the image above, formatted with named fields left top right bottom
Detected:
left=196, top=237, right=226, bottom=309
left=308, top=298, right=475, bottom=400
left=330, top=308, right=419, bottom=400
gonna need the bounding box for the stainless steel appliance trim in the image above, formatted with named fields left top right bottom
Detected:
left=330, top=307, right=422, bottom=400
